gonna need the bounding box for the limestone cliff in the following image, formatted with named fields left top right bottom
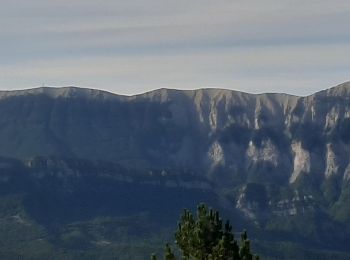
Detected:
left=0, top=82, right=350, bottom=187
left=2, top=82, right=350, bottom=250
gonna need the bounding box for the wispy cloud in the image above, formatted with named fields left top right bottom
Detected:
left=0, top=0, right=349, bottom=94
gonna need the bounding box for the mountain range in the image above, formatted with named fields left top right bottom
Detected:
left=1, top=82, right=350, bottom=259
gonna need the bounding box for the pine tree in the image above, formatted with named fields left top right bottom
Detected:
left=152, top=203, right=259, bottom=260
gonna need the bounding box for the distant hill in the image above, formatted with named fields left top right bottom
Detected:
left=1, top=82, right=350, bottom=259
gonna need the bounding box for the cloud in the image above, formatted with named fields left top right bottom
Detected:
left=1, top=42, right=349, bottom=96
left=0, top=0, right=349, bottom=94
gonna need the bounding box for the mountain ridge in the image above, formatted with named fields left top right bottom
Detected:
left=1, top=80, right=349, bottom=100
left=0, top=81, right=350, bottom=258
left=0, top=81, right=350, bottom=179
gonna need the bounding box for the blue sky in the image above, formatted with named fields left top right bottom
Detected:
left=0, top=0, right=349, bottom=96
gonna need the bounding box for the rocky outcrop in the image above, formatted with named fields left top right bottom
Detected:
left=2, top=83, right=350, bottom=254
left=290, top=141, right=311, bottom=183
left=0, top=82, right=350, bottom=188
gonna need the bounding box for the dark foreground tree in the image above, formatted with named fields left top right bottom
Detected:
left=152, top=203, right=259, bottom=259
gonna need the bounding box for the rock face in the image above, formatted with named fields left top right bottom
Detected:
left=1, top=83, right=350, bottom=212
left=1, top=83, right=350, bottom=258
left=1, top=82, right=350, bottom=185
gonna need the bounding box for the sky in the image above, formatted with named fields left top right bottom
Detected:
left=0, top=0, right=349, bottom=96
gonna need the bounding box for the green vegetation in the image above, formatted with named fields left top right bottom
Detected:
left=1, top=193, right=350, bottom=259
left=0, top=156, right=350, bottom=259
left=153, top=203, right=258, bottom=260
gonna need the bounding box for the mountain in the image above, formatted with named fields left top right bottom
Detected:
left=1, top=82, right=350, bottom=259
